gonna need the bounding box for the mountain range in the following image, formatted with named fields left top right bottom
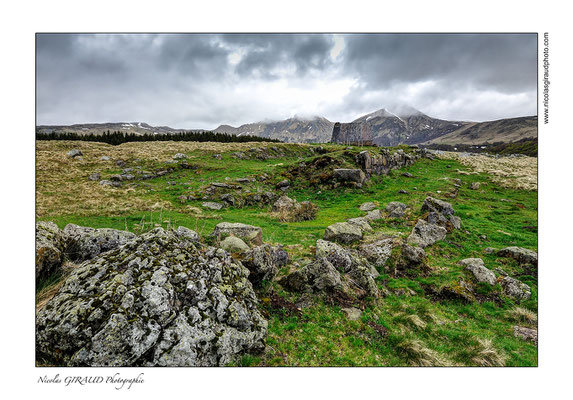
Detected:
left=36, top=106, right=537, bottom=146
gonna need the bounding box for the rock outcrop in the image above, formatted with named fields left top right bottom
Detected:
left=36, top=221, right=68, bottom=281
left=497, top=247, right=538, bottom=266
left=64, top=224, right=136, bottom=262
left=36, top=228, right=267, bottom=367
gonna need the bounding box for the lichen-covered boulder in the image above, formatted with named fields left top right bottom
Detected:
left=36, top=228, right=267, bottom=367
left=324, top=222, right=363, bottom=244
left=36, top=221, right=68, bottom=281
left=359, top=239, right=394, bottom=267
left=63, top=224, right=137, bottom=262
left=359, top=202, right=377, bottom=211
left=220, top=236, right=250, bottom=253
left=316, top=239, right=353, bottom=272
left=279, top=259, right=343, bottom=293
left=500, top=277, right=531, bottom=300
left=333, top=169, right=366, bottom=184
left=364, top=209, right=382, bottom=221
left=401, top=244, right=426, bottom=265
left=175, top=226, right=199, bottom=242
left=407, top=220, right=447, bottom=248
left=386, top=201, right=407, bottom=218
left=347, top=217, right=373, bottom=232
left=272, top=195, right=297, bottom=212
left=241, top=244, right=289, bottom=285
left=421, top=196, right=455, bottom=217
left=459, top=258, right=496, bottom=285
left=212, top=222, right=263, bottom=246
left=497, top=247, right=538, bottom=266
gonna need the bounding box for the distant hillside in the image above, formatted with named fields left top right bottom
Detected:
left=423, top=116, right=538, bottom=145
left=213, top=116, right=334, bottom=143
left=36, top=122, right=191, bottom=136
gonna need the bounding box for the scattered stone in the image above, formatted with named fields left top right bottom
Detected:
left=364, top=209, right=382, bottom=221
left=175, top=226, right=199, bottom=242
left=220, top=194, right=236, bottom=206
left=173, top=153, right=187, bottom=160
left=35, top=221, right=67, bottom=281
left=333, top=169, right=366, bottom=184
left=276, top=179, right=290, bottom=190
left=235, top=178, right=253, bottom=183
left=115, top=159, right=126, bottom=167
left=202, top=202, right=224, bottom=210
left=407, top=220, right=447, bottom=248
left=421, top=196, right=454, bottom=217
left=178, top=195, right=188, bottom=203
left=212, top=222, right=263, bottom=246
left=213, top=154, right=222, bottom=160
left=459, top=258, right=496, bottom=285
left=347, top=217, right=373, bottom=232
left=470, top=182, right=481, bottom=190
left=398, top=189, right=409, bottom=194
left=484, top=247, right=496, bottom=254
left=402, top=172, right=414, bottom=178
left=401, top=244, right=426, bottom=265
left=220, top=236, right=250, bottom=253
left=359, top=239, right=394, bottom=267
left=500, top=277, right=531, bottom=300
left=63, top=224, right=136, bottom=262
left=386, top=201, right=408, bottom=218
left=513, top=326, right=538, bottom=345
left=324, top=222, right=363, bottom=244
left=316, top=239, right=353, bottom=272
left=497, top=247, right=538, bottom=266
left=272, top=195, right=297, bottom=212
left=36, top=228, right=267, bottom=366
left=342, top=307, right=362, bottom=321
left=88, top=173, right=101, bottom=181
left=109, top=174, right=123, bottom=182
left=67, top=149, right=83, bottom=158
left=440, top=279, right=476, bottom=303
left=359, top=202, right=377, bottom=211
left=100, top=156, right=110, bottom=161
left=99, top=180, right=121, bottom=188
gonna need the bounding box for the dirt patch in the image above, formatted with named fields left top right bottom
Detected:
left=366, top=320, right=388, bottom=338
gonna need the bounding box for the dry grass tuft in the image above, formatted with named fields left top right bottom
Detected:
left=507, top=307, right=538, bottom=325
left=469, top=338, right=506, bottom=367
left=436, top=151, right=537, bottom=190
left=396, top=339, right=449, bottom=366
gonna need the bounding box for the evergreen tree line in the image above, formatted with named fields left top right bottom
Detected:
left=36, top=130, right=282, bottom=145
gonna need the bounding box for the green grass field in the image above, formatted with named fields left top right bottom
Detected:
left=36, top=140, right=537, bottom=366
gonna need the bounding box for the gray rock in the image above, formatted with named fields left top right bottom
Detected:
left=470, top=182, right=481, bottom=190
left=99, top=180, right=121, bottom=188
left=497, top=247, right=538, bottom=265
left=316, top=239, right=353, bottom=272
left=484, top=247, right=496, bottom=254
left=333, top=169, right=366, bottom=184
left=202, top=202, right=224, bottom=210
left=402, top=172, right=414, bottom=178
left=359, top=239, right=394, bottom=267
left=212, top=222, right=263, bottom=246
left=324, top=222, right=363, bottom=244
left=67, top=149, right=83, bottom=158
left=220, top=236, right=250, bottom=253
left=213, top=154, right=222, bottom=160
left=364, top=209, right=382, bottom=221
left=401, top=244, right=426, bottom=265
left=421, top=196, right=455, bottom=217
left=88, top=173, right=101, bottom=181
left=347, top=263, right=379, bottom=296
left=450, top=215, right=462, bottom=230
left=173, top=153, right=187, bottom=160
left=501, top=277, right=531, bottom=300
left=276, top=179, right=290, bottom=189
left=279, top=258, right=343, bottom=293
left=242, top=244, right=288, bottom=285
left=175, top=226, right=199, bottom=242
left=359, top=202, right=377, bottom=211
left=100, top=156, right=110, bottom=161
left=272, top=195, right=297, bottom=212
left=398, top=189, right=409, bottom=194
left=513, top=326, right=538, bottom=345
left=347, top=217, right=373, bottom=232
left=35, top=221, right=68, bottom=281
left=386, top=201, right=407, bottom=218
left=342, top=307, right=362, bottom=321
left=63, top=224, right=136, bottom=262
left=36, top=228, right=266, bottom=366
left=407, top=219, right=447, bottom=248
left=459, top=258, right=497, bottom=285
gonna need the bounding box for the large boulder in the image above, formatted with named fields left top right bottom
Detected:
left=324, top=222, right=363, bottom=244
left=64, top=224, right=136, bottom=262
left=241, top=244, right=289, bottom=285
left=220, top=236, right=250, bottom=253
left=36, top=228, right=267, bottom=367
left=459, top=258, right=497, bottom=285
left=212, top=222, right=263, bottom=246
left=316, top=239, right=353, bottom=272
left=272, top=195, right=297, bottom=212
left=333, top=169, right=366, bottom=184
left=359, top=202, right=377, bottom=211
left=364, top=209, right=382, bottom=221
left=421, top=196, right=455, bottom=217
left=36, top=221, right=68, bottom=281
left=359, top=239, right=394, bottom=267
left=407, top=220, right=447, bottom=248
left=421, top=197, right=460, bottom=230
left=401, top=244, right=426, bottom=265
left=347, top=217, right=373, bottom=232
left=500, top=277, right=531, bottom=300
left=497, top=247, right=538, bottom=266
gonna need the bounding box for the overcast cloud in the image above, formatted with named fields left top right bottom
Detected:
left=36, top=33, right=537, bottom=128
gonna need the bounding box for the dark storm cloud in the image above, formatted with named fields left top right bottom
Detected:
left=36, top=33, right=537, bottom=127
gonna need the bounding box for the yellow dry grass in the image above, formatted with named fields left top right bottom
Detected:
left=36, top=140, right=294, bottom=218
left=436, top=151, right=537, bottom=191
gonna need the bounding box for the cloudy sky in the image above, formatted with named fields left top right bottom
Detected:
left=36, top=33, right=537, bottom=128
